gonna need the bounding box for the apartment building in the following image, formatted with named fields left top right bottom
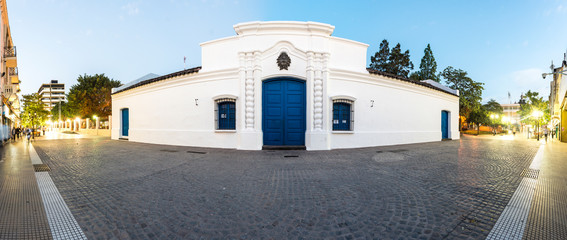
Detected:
left=1, top=0, right=21, bottom=133
left=38, top=80, right=65, bottom=111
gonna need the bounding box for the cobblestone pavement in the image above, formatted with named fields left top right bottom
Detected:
left=26, top=134, right=548, bottom=239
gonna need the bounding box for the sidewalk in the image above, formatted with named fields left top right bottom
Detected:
left=523, top=138, right=567, bottom=239
left=0, top=140, right=52, bottom=239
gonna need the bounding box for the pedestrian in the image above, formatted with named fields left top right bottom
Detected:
left=26, top=128, right=31, bottom=142
left=543, top=127, right=549, bottom=142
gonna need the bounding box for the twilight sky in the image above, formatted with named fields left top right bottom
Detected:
left=7, top=0, right=567, bottom=104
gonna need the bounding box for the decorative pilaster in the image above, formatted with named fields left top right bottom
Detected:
left=313, top=53, right=324, bottom=130
left=322, top=53, right=329, bottom=130
left=252, top=51, right=262, bottom=129
left=245, top=52, right=255, bottom=129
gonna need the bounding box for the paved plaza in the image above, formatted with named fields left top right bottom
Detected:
left=1, top=132, right=566, bottom=239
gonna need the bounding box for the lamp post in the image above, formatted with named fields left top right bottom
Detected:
left=543, top=68, right=566, bottom=141
left=542, top=69, right=567, bottom=79
left=32, top=112, right=37, bottom=139
left=532, top=110, right=543, bottom=141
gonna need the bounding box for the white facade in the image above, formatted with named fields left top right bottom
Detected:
left=112, top=21, right=460, bottom=150
left=500, top=103, right=521, bottom=125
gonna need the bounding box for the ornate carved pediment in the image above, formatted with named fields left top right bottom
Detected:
left=277, top=52, right=291, bottom=70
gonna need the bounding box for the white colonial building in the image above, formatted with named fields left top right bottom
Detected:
left=111, top=21, right=459, bottom=150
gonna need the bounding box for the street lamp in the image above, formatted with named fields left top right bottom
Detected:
left=532, top=110, right=543, bottom=141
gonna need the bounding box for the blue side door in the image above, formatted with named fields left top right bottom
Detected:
left=441, top=110, right=448, bottom=139
left=121, top=108, right=129, bottom=137
left=263, top=78, right=306, bottom=146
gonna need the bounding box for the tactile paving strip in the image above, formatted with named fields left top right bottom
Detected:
left=486, top=145, right=544, bottom=240
left=486, top=177, right=537, bottom=240
left=29, top=144, right=87, bottom=240
left=35, top=172, right=87, bottom=240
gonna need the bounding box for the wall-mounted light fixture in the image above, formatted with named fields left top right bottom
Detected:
left=370, top=100, right=374, bottom=107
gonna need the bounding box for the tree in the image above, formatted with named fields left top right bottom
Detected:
left=21, top=93, right=49, bottom=128
left=50, top=101, right=78, bottom=121
left=67, top=74, right=121, bottom=118
left=369, top=39, right=390, bottom=72
left=483, top=99, right=504, bottom=132
left=440, top=66, right=484, bottom=130
left=409, top=71, right=421, bottom=81
left=484, top=99, right=503, bottom=113
left=468, top=105, right=489, bottom=135
left=484, top=99, right=503, bottom=116
left=518, top=90, right=549, bottom=126
left=369, top=40, right=414, bottom=78
left=388, top=43, right=414, bottom=78
left=410, top=44, right=439, bottom=82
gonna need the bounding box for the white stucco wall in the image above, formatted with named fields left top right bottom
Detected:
left=112, top=70, right=242, bottom=148
left=112, top=21, right=459, bottom=150
left=327, top=70, right=459, bottom=149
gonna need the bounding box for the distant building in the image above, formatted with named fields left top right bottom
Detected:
left=548, top=53, right=567, bottom=142
left=112, top=21, right=459, bottom=150
left=38, top=80, right=65, bottom=111
left=500, top=103, right=521, bottom=125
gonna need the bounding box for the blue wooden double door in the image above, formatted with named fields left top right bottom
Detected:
left=262, top=78, right=306, bottom=146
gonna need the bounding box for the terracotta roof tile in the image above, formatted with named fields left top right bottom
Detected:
left=112, top=67, right=201, bottom=94
left=366, top=68, right=458, bottom=97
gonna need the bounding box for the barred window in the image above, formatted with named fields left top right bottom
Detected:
left=332, top=98, right=354, bottom=131
left=214, top=97, right=237, bottom=130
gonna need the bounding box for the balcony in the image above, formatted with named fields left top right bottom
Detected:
left=4, top=46, right=17, bottom=68
left=3, top=84, right=20, bottom=101
left=8, top=67, right=18, bottom=84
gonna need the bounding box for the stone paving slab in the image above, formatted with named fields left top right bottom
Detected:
left=523, top=139, right=567, bottom=239
left=0, top=142, right=52, bottom=240
left=30, top=135, right=541, bottom=239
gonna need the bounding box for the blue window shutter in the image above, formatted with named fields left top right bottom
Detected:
left=333, top=102, right=351, bottom=131
left=218, top=102, right=236, bottom=130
